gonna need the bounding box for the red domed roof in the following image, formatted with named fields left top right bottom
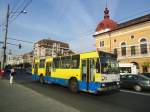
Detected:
left=96, top=8, right=117, bottom=32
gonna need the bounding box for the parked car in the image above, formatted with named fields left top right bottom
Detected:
left=141, top=73, right=150, bottom=78
left=120, top=74, right=150, bottom=92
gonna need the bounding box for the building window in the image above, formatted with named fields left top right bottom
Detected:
left=131, top=35, right=134, bottom=39
left=131, top=46, right=136, bottom=56
left=140, top=38, right=148, bottom=54
left=114, top=48, right=117, bottom=56
left=142, top=66, right=148, bottom=73
left=100, top=41, right=104, bottom=47
left=121, top=42, right=126, bottom=56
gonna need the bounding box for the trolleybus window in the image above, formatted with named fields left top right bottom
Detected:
left=53, top=57, right=60, bottom=68
left=46, top=62, right=51, bottom=67
left=46, top=62, right=51, bottom=76
left=34, top=63, right=38, bottom=69
left=34, top=63, right=38, bottom=74
left=96, top=58, right=100, bottom=73
left=82, top=60, right=87, bottom=81
left=39, top=59, right=45, bottom=68
left=71, top=55, right=80, bottom=69
left=53, top=55, right=80, bottom=69
left=90, top=59, right=95, bottom=82
left=61, top=56, right=71, bottom=69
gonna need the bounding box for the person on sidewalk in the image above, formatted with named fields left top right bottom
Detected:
left=0, top=69, right=5, bottom=79
left=10, top=68, right=15, bottom=84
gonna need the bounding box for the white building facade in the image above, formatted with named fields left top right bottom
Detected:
left=34, top=39, right=74, bottom=58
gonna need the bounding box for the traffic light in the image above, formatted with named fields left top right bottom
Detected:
left=19, top=44, right=21, bottom=49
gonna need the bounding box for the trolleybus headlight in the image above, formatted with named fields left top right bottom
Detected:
left=102, top=84, right=105, bottom=87
left=117, top=82, right=120, bottom=85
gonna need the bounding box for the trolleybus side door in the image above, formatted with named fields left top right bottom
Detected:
left=81, top=59, right=95, bottom=91
left=46, top=62, right=51, bottom=76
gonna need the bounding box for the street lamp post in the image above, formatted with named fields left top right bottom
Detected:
left=1, top=4, right=27, bottom=70
left=1, top=4, right=10, bottom=70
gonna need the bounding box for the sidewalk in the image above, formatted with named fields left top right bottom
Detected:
left=0, top=78, right=79, bottom=112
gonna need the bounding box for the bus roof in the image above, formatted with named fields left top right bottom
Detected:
left=34, top=51, right=116, bottom=61
left=80, top=51, right=99, bottom=59
left=45, top=57, right=53, bottom=62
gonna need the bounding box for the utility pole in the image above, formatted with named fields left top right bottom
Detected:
left=1, top=4, right=10, bottom=70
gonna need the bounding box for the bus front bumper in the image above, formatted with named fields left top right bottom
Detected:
left=98, top=82, right=120, bottom=92
left=99, top=86, right=120, bottom=92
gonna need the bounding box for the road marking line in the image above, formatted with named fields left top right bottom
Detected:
left=120, top=89, right=150, bottom=96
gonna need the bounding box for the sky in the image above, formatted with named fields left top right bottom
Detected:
left=0, top=0, right=150, bottom=56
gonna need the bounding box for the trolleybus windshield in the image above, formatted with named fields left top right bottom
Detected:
left=99, top=52, right=119, bottom=74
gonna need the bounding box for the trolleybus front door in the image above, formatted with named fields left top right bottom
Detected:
left=81, top=59, right=95, bottom=91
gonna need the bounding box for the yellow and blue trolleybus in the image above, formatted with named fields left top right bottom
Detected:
left=32, top=51, right=120, bottom=93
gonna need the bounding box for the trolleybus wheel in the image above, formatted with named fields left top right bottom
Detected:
left=69, top=78, right=78, bottom=92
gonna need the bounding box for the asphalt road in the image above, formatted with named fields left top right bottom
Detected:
left=0, top=71, right=150, bottom=112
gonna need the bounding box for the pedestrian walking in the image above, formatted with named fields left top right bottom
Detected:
left=10, top=68, right=15, bottom=84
